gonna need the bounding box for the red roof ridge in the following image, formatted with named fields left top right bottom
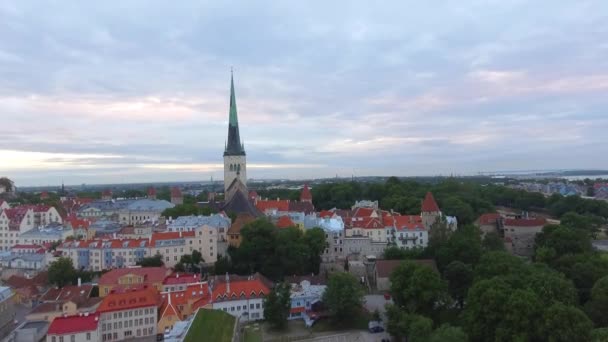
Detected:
left=421, top=192, right=440, bottom=212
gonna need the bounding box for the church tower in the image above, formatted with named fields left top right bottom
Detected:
left=223, top=72, right=247, bottom=193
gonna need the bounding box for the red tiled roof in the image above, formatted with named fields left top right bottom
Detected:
left=163, top=273, right=200, bottom=285
left=66, top=216, right=90, bottom=229
left=300, top=184, right=312, bottom=201
left=48, top=313, right=99, bottom=335
left=503, top=218, right=546, bottom=227
left=170, top=187, right=182, bottom=197
left=276, top=215, right=296, bottom=229
left=98, top=287, right=160, bottom=313
left=256, top=200, right=290, bottom=212
left=102, top=189, right=112, bottom=196
left=41, top=285, right=93, bottom=302
left=151, top=231, right=195, bottom=244
left=352, top=217, right=384, bottom=229
left=160, top=299, right=181, bottom=320
left=147, top=187, right=156, bottom=196
left=318, top=210, right=334, bottom=219
left=20, top=204, right=52, bottom=213
left=421, top=192, right=440, bottom=212
left=248, top=190, right=259, bottom=201
left=40, top=191, right=49, bottom=199
left=212, top=278, right=270, bottom=301
left=478, top=213, right=501, bottom=225
left=393, top=215, right=422, bottom=227
left=353, top=207, right=375, bottom=218
left=290, top=307, right=306, bottom=314
left=3, top=207, right=32, bottom=228
left=11, top=244, right=44, bottom=250
left=99, top=267, right=170, bottom=286
left=60, top=238, right=151, bottom=249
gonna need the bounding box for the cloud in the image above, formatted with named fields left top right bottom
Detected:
left=1, top=1, right=607, bottom=185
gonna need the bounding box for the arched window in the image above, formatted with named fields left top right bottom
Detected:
left=229, top=164, right=233, bottom=171
left=237, top=164, right=241, bottom=172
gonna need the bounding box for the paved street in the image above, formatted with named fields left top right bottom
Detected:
left=301, top=331, right=390, bottom=342
left=363, top=295, right=392, bottom=317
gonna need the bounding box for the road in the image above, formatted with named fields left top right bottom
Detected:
left=363, top=295, right=392, bottom=317
left=301, top=331, right=390, bottom=342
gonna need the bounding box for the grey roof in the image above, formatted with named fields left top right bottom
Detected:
left=0, top=286, right=13, bottom=301
left=20, top=223, right=70, bottom=238
left=80, top=199, right=135, bottom=211
left=80, top=198, right=174, bottom=213
left=167, top=214, right=231, bottom=230
left=125, top=199, right=175, bottom=212
left=0, top=253, right=45, bottom=263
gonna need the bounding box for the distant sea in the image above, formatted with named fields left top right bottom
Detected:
left=563, top=175, right=608, bottom=181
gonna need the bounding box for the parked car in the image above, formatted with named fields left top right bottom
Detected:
left=368, top=320, right=385, bottom=333
left=383, top=292, right=391, bottom=300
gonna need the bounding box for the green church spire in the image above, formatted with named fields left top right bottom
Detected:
left=229, top=70, right=238, bottom=127
left=224, top=70, right=246, bottom=156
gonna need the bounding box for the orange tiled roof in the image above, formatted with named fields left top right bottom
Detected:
left=212, top=279, right=269, bottom=302
left=478, top=213, right=501, bottom=225
left=352, top=217, right=384, bottom=229
left=276, top=215, right=296, bottom=228
left=97, top=287, right=160, bottom=313
left=421, top=192, right=440, bottom=212
left=151, top=231, right=195, bottom=244
left=300, top=184, right=312, bottom=201
left=256, top=200, right=290, bottom=212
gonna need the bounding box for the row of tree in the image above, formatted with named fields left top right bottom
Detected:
left=384, top=218, right=608, bottom=341
left=215, top=219, right=326, bottom=280
left=308, top=178, right=608, bottom=225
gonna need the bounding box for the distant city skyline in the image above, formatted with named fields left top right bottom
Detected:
left=2, top=1, right=608, bottom=186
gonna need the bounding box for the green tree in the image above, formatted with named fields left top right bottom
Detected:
left=304, top=227, right=326, bottom=272
left=539, top=303, right=593, bottom=342
left=495, top=289, right=542, bottom=341
left=136, top=254, right=164, bottom=267
left=385, top=308, right=432, bottom=342
left=443, top=261, right=473, bottom=308
left=463, top=277, right=514, bottom=341
left=585, top=275, right=608, bottom=327
left=474, top=251, right=526, bottom=281
left=0, top=177, right=14, bottom=193
left=390, top=260, right=448, bottom=318
left=48, top=257, right=77, bottom=287
left=435, top=225, right=482, bottom=270
left=527, top=265, right=578, bottom=306
left=263, top=282, right=291, bottom=329
left=213, top=255, right=232, bottom=275
left=440, top=196, right=475, bottom=225
left=322, top=272, right=364, bottom=325
left=591, top=328, right=608, bottom=342
left=429, top=324, right=468, bottom=342
left=481, top=231, right=505, bottom=251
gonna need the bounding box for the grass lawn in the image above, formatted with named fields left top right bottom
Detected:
left=311, top=310, right=371, bottom=333
left=243, top=324, right=263, bottom=342
left=185, top=309, right=236, bottom=342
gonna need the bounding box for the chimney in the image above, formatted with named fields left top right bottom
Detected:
left=78, top=277, right=81, bottom=287
left=225, top=272, right=230, bottom=294
left=168, top=289, right=171, bottom=306
left=179, top=231, right=182, bottom=238
left=176, top=273, right=179, bottom=278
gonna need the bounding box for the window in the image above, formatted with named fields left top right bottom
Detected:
left=71, top=335, right=75, bottom=342
left=52, top=337, right=56, bottom=342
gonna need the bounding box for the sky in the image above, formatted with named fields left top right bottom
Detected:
left=1, top=1, right=608, bottom=186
